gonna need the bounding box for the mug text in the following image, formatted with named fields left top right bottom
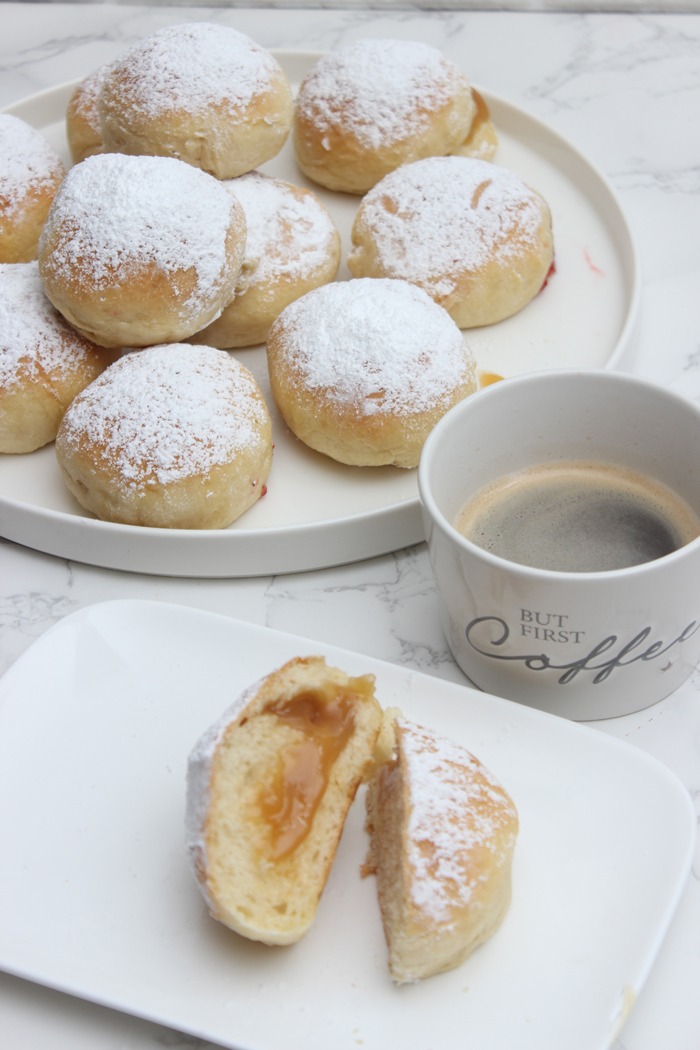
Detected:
left=464, top=616, right=700, bottom=685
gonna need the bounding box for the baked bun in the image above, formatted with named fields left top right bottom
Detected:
left=266, top=278, right=477, bottom=469
left=55, top=343, right=272, bottom=529
left=66, top=65, right=108, bottom=164
left=0, top=114, right=66, bottom=263
left=348, top=155, right=554, bottom=328
left=190, top=171, right=340, bottom=349
left=454, top=88, right=498, bottom=161
left=293, top=39, right=479, bottom=195
left=99, top=22, right=293, bottom=179
left=185, top=655, right=384, bottom=946
left=0, top=262, right=117, bottom=453
left=364, top=717, right=519, bottom=985
left=38, top=152, right=246, bottom=349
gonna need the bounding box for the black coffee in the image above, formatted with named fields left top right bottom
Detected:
left=454, top=461, right=700, bottom=572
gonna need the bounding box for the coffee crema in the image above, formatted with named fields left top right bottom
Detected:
left=454, top=460, right=700, bottom=572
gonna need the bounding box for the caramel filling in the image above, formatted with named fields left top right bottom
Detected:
left=258, top=677, right=373, bottom=860
left=478, top=371, right=504, bottom=389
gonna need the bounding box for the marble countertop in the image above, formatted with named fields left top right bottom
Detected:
left=1, top=4, right=699, bottom=1048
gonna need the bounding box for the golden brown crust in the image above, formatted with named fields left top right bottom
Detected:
left=99, top=23, right=293, bottom=179
left=66, top=67, right=107, bottom=164
left=348, top=155, right=554, bottom=329
left=0, top=115, right=66, bottom=264
left=0, top=262, right=117, bottom=453
left=452, top=89, right=499, bottom=162
left=55, top=344, right=272, bottom=529
left=266, top=278, right=477, bottom=469
left=293, top=39, right=477, bottom=195
left=189, top=173, right=340, bottom=349
left=38, top=152, right=246, bottom=349
left=365, top=717, right=519, bottom=985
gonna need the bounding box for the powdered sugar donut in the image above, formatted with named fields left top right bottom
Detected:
left=0, top=262, right=117, bottom=454
left=186, top=655, right=383, bottom=946
left=454, top=88, right=498, bottom=162
left=99, top=23, right=293, bottom=179
left=364, top=716, right=519, bottom=985
left=190, top=172, right=340, bottom=349
left=266, top=278, right=477, bottom=469
left=348, top=156, right=554, bottom=328
left=55, top=344, right=273, bottom=529
left=0, top=114, right=66, bottom=263
left=293, top=39, right=483, bottom=195
left=38, top=152, right=246, bottom=349
left=66, top=65, right=108, bottom=164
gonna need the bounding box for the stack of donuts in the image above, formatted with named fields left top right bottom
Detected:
left=0, top=23, right=555, bottom=529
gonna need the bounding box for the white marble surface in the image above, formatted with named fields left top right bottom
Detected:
left=1, top=5, right=699, bottom=1048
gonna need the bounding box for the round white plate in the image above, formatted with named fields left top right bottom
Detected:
left=0, top=52, right=640, bottom=577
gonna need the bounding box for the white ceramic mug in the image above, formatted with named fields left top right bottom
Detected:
left=418, top=370, right=700, bottom=719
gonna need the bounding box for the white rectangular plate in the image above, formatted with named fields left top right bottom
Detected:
left=0, top=600, right=693, bottom=1050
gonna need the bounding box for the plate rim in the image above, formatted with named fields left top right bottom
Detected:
left=0, top=58, right=641, bottom=578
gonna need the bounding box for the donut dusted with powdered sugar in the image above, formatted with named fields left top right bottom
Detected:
left=266, top=278, right=477, bottom=469
left=190, top=171, right=340, bottom=349
left=364, top=717, right=519, bottom=985
left=0, top=262, right=117, bottom=453
left=293, top=38, right=495, bottom=195
left=186, top=655, right=384, bottom=945
left=348, top=155, right=554, bottom=328
left=55, top=344, right=272, bottom=529
left=0, top=114, right=66, bottom=263
left=66, top=65, right=108, bottom=164
left=99, top=22, right=293, bottom=179
left=37, top=152, right=246, bottom=349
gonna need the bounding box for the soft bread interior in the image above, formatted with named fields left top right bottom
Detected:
left=186, top=656, right=384, bottom=945
left=186, top=665, right=519, bottom=981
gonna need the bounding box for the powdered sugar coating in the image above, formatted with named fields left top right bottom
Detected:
left=0, top=114, right=65, bottom=217
left=398, top=719, right=518, bottom=921
left=39, top=152, right=239, bottom=316
left=102, top=22, right=284, bottom=118
left=59, top=344, right=269, bottom=490
left=66, top=65, right=109, bottom=160
left=225, top=171, right=338, bottom=288
left=269, top=278, right=474, bottom=417
left=0, top=262, right=100, bottom=390
left=185, top=674, right=264, bottom=883
left=296, top=39, right=471, bottom=150
left=70, top=66, right=107, bottom=133
left=351, top=155, right=549, bottom=299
